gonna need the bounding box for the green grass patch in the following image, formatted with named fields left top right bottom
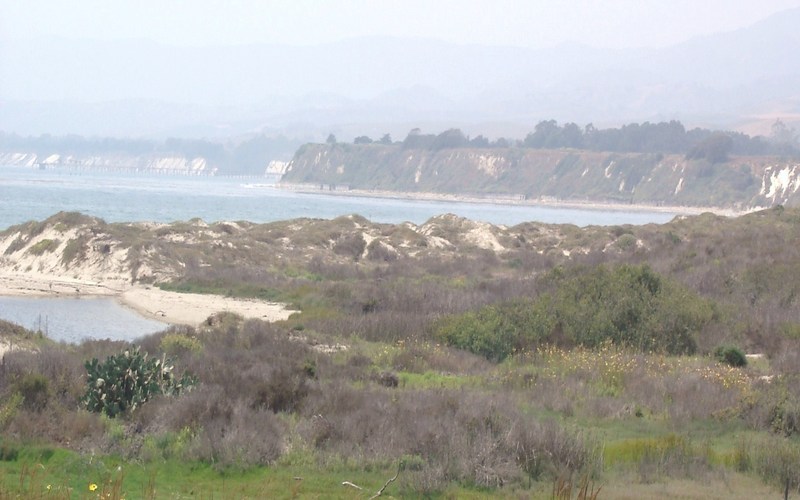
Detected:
left=604, top=434, right=693, bottom=465
left=0, top=444, right=511, bottom=499
left=397, top=370, right=481, bottom=389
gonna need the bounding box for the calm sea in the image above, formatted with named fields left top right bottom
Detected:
left=0, top=166, right=677, bottom=230
left=0, top=165, right=678, bottom=343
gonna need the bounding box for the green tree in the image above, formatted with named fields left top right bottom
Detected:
left=771, top=119, right=798, bottom=146
left=431, top=128, right=468, bottom=150
left=686, top=133, right=733, bottom=163
left=524, top=120, right=560, bottom=148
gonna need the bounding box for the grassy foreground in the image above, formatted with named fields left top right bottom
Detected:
left=0, top=320, right=796, bottom=498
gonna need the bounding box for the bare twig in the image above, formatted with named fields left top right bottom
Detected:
left=369, top=462, right=403, bottom=500
left=342, top=460, right=403, bottom=498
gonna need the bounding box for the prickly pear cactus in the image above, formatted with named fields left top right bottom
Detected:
left=83, top=346, right=195, bottom=417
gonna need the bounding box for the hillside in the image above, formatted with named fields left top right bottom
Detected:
left=4, top=210, right=800, bottom=496
left=283, top=143, right=800, bottom=209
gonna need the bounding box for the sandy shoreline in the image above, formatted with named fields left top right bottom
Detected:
left=120, top=285, right=294, bottom=325
left=0, top=274, right=294, bottom=327
left=277, top=184, right=755, bottom=218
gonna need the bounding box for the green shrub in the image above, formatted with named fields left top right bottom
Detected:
left=160, top=333, right=203, bottom=356
left=615, top=233, right=637, bottom=250
left=83, top=346, right=196, bottom=418
left=3, top=236, right=26, bottom=255
left=0, top=441, right=20, bottom=461
left=433, top=300, right=547, bottom=361
left=0, top=393, right=23, bottom=429
left=435, top=265, right=709, bottom=360
left=26, top=238, right=60, bottom=256
left=714, top=345, right=747, bottom=367
left=535, top=264, right=707, bottom=354
left=14, top=373, right=50, bottom=411
left=366, top=239, right=397, bottom=261
left=61, top=236, right=89, bottom=265
left=332, top=233, right=366, bottom=260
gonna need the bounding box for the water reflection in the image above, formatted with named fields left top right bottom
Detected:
left=0, top=296, right=167, bottom=344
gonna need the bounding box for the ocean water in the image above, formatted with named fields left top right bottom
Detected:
left=0, top=165, right=678, bottom=343
left=0, top=166, right=677, bottom=230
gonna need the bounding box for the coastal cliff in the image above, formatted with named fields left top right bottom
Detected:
left=283, top=143, right=800, bottom=209
left=0, top=152, right=215, bottom=175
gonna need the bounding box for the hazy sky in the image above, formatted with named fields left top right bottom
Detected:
left=3, top=0, right=800, bottom=49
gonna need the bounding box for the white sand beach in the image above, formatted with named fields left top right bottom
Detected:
left=120, top=285, right=294, bottom=325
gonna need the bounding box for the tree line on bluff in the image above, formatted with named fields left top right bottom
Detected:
left=346, top=119, right=800, bottom=161
left=3, top=118, right=797, bottom=175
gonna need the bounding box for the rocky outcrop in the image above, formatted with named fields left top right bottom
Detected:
left=283, top=144, right=800, bottom=209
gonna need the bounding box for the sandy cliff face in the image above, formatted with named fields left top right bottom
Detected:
left=0, top=152, right=215, bottom=174
left=284, top=144, right=800, bottom=209
left=760, top=165, right=800, bottom=204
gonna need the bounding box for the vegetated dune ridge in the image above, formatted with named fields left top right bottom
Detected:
left=283, top=143, right=800, bottom=210
left=2, top=206, right=799, bottom=349
left=0, top=209, right=642, bottom=327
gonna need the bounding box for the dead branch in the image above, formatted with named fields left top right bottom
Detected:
left=369, top=461, right=403, bottom=500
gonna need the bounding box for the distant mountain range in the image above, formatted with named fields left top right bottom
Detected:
left=1, top=7, right=799, bottom=139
